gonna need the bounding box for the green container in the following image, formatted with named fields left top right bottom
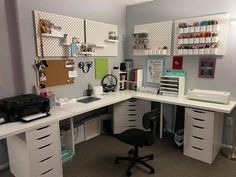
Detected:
left=61, top=149, right=74, bottom=164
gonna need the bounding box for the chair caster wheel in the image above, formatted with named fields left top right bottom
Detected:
left=149, top=154, right=154, bottom=160
left=150, top=168, right=155, bottom=174
left=126, top=170, right=132, bottom=176
left=114, top=158, right=119, bottom=165
left=128, top=149, right=134, bottom=155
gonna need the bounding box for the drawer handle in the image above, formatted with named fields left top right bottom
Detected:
left=192, top=135, right=204, bottom=140
left=40, top=168, right=53, bottom=176
left=38, top=143, right=52, bottom=150
left=129, top=105, right=136, bottom=107
left=37, top=134, right=51, bottom=140
left=129, top=109, right=136, bottom=111
left=39, top=156, right=53, bottom=163
left=36, top=125, right=50, bottom=131
left=193, top=117, right=205, bottom=122
left=192, top=146, right=203, bottom=151
left=128, top=126, right=136, bottom=128
left=193, top=110, right=205, bottom=114
left=129, top=114, right=136, bottom=116
left=128, top=120, right=136, bottom=122
left=129, top=99, right=137, bottom=102
left=193, top=125, right=204, bottom=129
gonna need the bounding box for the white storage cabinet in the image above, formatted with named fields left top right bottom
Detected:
left=184, top=108, right=224, bottom=164
left=7, top=123, right=63, bottom=177
left=113, top=99, right=151, bottom=134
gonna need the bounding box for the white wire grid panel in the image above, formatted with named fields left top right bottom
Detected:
left=86, top=20, right=118, bottom=56
left=133, top=21, right=172, bottom=56
left=174, top=13, right=229, bottom=56
left=34, top=11, right=85, bottom=57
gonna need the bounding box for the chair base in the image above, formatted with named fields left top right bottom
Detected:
left=114, top=147, right=155, bottom=176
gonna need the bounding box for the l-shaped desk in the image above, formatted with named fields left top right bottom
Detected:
left=1, top=90, right=236, bottom=177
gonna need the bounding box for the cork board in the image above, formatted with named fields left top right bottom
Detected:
left=37, top=60, right=75, bottom=88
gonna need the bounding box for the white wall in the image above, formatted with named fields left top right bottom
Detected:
left=15, top=0, right=126, bottom=98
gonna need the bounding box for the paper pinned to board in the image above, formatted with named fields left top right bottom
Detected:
left=95, top=58, right=109, bottom=79
left=68, top=70, right=78, bottom=78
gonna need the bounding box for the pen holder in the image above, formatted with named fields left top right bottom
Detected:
left=213, top=24, right=219, bottom=32
left=178, top=49, right=183, bottom=55
left=206, top=25, right=213, bottom=32
left=194, top=26, right=200, bottom=33
left=179, top=28, right=184, bottom=34
left=189, top=27, right=195, bottom=33
left=188, top=38, right=194, bottom=44
left=193, top=49, right=199, bottom=55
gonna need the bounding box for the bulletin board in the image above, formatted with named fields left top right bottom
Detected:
left=34, top=11, right=85, bottom=57
left=133, top=21, right=173, bottom=56
left=174, top=13, right=229, bottom=56
left=86, top=20, right=118, bottom=56
left=36, top=60, right=75, bottom=88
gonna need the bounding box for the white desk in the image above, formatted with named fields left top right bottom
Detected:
left=1, top=91, right=236, bottom=177
left=0, top=91, right=235, bottom=140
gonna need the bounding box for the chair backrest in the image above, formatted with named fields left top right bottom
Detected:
left=142, top=109, right=160, bottom=142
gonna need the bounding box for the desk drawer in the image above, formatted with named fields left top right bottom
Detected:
left=114, top=104, right=150, bottom=115
left=184, top=144, right=211, bottom=163
left=26, top=123, right=58, bottom=142
left=185, top=116, right=212, bottom=130
left=185, top=123, right=212, bottom=140
left=185, top=108, right=214, bottom=122
left=30, top=141, right=60, bottom=164
left=184, top=134, right=212, bottom=151
left=28, top=132, right=58, bottom=151
left=31, top=153, right=61, bottom=177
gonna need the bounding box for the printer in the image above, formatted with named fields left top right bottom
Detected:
left=0, top=94, right=50, bottom=123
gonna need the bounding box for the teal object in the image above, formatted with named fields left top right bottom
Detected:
left=166, top=70, right=186, bottom=77
left=61, top=149, right=74, bottom=164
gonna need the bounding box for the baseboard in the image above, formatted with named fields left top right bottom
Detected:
left=0, top=162, right=9, bottom=171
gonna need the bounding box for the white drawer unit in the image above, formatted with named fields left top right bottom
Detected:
left=7, top=123, right=63, bottom=177
left=184, top=108, right=224, bottom=164
left=113, top=99, right=151, bottom=134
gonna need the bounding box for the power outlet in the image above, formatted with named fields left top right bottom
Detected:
left=226, top=116, right=233, bottom=125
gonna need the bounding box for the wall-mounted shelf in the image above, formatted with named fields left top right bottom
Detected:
left=79, top=52, right=94, bottom=55
left=104, top=39, right=119, bottom=43
left=41, top=33, right=65, bottom=38
left=174, top=13, right=229, bottom=56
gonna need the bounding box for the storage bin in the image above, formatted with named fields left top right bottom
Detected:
left=212, top=37, right=219, bottom=43
left=206, top=25, right=213, bottom=32
left=189, top=27, right=195, bottom=33
left=199, top=48, right=205, bottom=55
left=194, top=26, right=200, bottom=33
left=194, top=38, right=199, bottom=44
left=199, top=37, right=205, bottom=44
left=200, top=26, right=206, bottom=32
left=184, top=27, right=189, bottom=33
left=188, top=38, right=194, bottom=44
left=183, top=38, right=189, bottom=44
left=205, top=37, right=211, bottom=43
left=213, top=24, right=219, bottom=32
left=204, top=48, right=211, bottom=55
left=193, top=49, right=199, bottom=55
left=179, top=28, right=184, bottom=34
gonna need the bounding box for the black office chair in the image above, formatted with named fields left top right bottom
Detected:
left=114, top=109, right=159, bottom=176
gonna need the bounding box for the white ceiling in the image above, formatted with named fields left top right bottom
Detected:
left=111, top=0, right=155, bottom=6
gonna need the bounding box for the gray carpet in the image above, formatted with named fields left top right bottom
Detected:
left=1, top=135, right=236, bottom=177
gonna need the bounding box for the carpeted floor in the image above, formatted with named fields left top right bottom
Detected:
left=1, top=135, right=236, bottom=177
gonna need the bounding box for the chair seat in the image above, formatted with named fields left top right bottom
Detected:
left=117, top=128, right=153, bottom=147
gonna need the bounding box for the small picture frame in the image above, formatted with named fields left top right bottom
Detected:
left=146, top=58, right=164, bottom=83
left=198, top=58, right=216, bottom=79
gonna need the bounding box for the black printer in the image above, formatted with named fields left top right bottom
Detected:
left=0, top=94, right=50, bottom=123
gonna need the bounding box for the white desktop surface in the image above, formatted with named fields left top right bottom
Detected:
left=0, top=91, right=235, bottom=140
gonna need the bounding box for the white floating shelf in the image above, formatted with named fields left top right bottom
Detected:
left=104, top=39, right=119, bottom=43
left=41, top=33, right=65, bottom=38
left=79, top=52, right=94, bottom=55
left=62, top=43, right=81, bottom=47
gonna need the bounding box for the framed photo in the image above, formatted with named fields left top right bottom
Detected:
left=146, top=58, right=164, bottom=83
left=198, top=58, right=216, bottom=79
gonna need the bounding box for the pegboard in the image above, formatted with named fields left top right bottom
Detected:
left=133, top=21, right=172, bottom=56
left=34, top=11, right=85, bottom=57
left=174, top=13, right=229, bottom=56
left=86, top=20, right=118, bottom=56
